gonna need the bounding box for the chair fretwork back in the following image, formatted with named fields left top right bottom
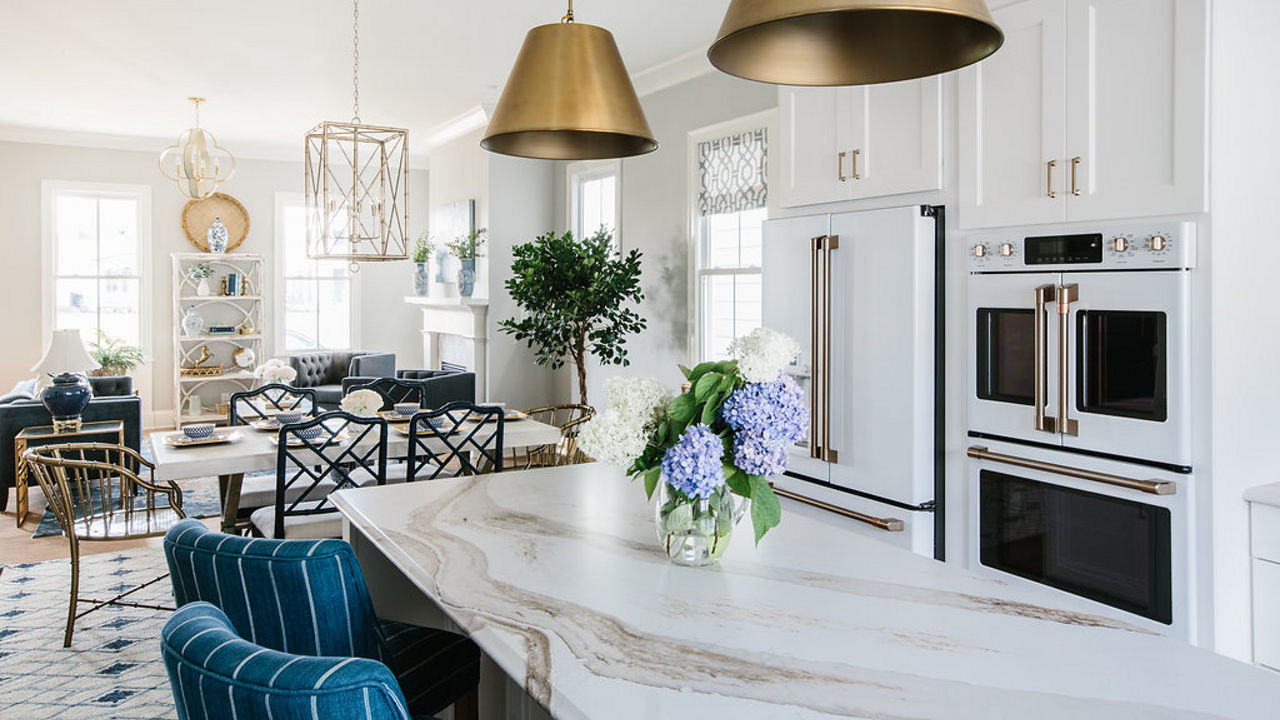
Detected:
left=347, top=378, right=425, bottom=411
left=511, top=404, right=595, bottom=469
left=23, top=442, right=185, bottom=541
left=407, top=403, right=505, bottom=481
left=228, top=384, right=318, bottom=426
left=274, top=411, right=388, bottom=538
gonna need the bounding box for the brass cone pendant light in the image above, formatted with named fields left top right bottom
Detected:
left=482, top=0, right=657, bottom=160
left=708, top=0, right=1004, bottom=86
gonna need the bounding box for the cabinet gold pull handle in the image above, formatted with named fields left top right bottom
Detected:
left=1046, top=160, right=1058, bottom=199
left=837, top=152, right=847, bottom=182
left=851, top=149, right=861, bottom=180
left=1071, top=156, right=1081, bottom=196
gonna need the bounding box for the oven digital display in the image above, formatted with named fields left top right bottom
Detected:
left=1023, top=233, right=1103, bottom=265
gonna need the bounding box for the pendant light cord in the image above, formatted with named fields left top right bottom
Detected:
left=352, top=0, right=361, bottom=123
left=562, top=0, right=573, bottom=23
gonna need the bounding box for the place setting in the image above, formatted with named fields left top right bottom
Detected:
left=163, top=422, right=242, bottom=448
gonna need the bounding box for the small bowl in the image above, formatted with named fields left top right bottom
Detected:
left=393, top=402, right=420, bottom=417
left=182, top=423, right=216, bottom=440
left=276, top=411, right=304, bottom=425
left=293, top=425, right=325, bottom=441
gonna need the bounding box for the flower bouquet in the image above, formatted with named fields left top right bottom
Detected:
left=579, top=328, right=806, bottom=566
left=253, top=358, right=297, bottom=386
left=340, top=388, right=382, bottom=418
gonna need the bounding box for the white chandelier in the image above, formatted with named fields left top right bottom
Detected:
left=158, top=97, right=236, bottom=200
left=304, top=0, right=409, bottom=266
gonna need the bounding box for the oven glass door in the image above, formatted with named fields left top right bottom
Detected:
left=979, top=469, right=1172, bottom=624
left=1063, top=271, right=1190, bottom=465
left=968, top=272, right=1061, bottom=444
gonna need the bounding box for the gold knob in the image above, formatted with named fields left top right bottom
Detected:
left=1112, top=237, right=1128, bottom=253
left=1150, top=235, right=1166, bottom=251
left=999, top=242, right=1014, bottom=257
left=972, top=244, right=987, bottom=258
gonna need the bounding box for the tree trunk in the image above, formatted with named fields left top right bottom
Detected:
left=574, top=329, right=589, bottom=407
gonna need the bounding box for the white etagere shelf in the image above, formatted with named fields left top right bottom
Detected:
left=172, top=253, right=265, bottom=427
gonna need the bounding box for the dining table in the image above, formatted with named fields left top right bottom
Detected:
left=331, top=462, right=1280, bottom=720
left=149, top=414, right=564, bottom=533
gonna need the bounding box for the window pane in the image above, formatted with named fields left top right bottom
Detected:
left=98, top=278, right=141, bottom=346
left=55, top=194, right=98, bottom=276
left=704, top=213, right=741, bottom=268
left=316, top=280, right=351, bottom=349
left=98, top=198, right=139, bottom=276
left=577, top=173, right=616, bottom=240
left=738, top=208, right=766, bottom=267
left=55, top=278, right=98, bottom=341
left=700, top=273, right=762, bottom=362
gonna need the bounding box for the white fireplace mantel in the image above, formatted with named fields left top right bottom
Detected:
left=404, top=296, right=487, bottom=400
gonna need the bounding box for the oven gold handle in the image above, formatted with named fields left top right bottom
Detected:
left=1034, top=284, right=1057, bottom=433
left=966, top=446, right=1176, bottom=495
left=1057, top=284, right=1079, bottom=436
left=772, top=485, right=905, bottom=531
left=823, top=235, right=839, bottom=463
left=810, top=236, right=823, bottom=459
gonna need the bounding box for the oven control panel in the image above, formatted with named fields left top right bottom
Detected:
left=966, top=221, right=1196, bottom=272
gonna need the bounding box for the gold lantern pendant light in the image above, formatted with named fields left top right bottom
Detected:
left=708, top=0, right=1004, bottom=86
left=159, top=97, right=237, bottom=200
left=304, top=0, right=409, bottom=267
left=482, top=0, right=657, bottom=160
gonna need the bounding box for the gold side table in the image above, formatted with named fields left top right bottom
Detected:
left=13, top=420, right=125, bottom=528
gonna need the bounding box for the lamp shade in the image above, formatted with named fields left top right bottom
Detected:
left=708, top=0, right=1004, bottom=86
left=482, top=22, right=657, bottom=160
left=31, top=329, right=100, bottom=375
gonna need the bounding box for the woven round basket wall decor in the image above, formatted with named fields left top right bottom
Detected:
left=182, top=192, right=250, bottom=253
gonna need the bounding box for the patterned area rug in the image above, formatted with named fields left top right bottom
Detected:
left=0, top=547, right=178, bottom=719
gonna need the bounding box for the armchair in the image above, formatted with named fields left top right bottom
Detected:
left=288, top=351, right=396, bottom=409
left=342, top=369, right=476, bottom=409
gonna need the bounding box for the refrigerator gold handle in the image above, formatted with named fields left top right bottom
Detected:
left=1057, top=284, right=1079, bottom=436
left=773, top=485, right=904, bottom=531
left=823, top=235, right=839, bottom=463
left=1034, top=284, right=1057, bottom=433
left=810, top=235, right=823, bottom=459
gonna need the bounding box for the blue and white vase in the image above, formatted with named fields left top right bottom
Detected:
left=413, top=263, right=430, bottom=296
left=181, top=306, right=204, bottom=336
left=41, top=373, right=93, bottom=432
left=459, top=258, right=476, bottom=298
left=207, top=218, right=228, bottom=254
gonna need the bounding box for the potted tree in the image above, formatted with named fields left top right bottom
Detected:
left=498, top=228, right=645, bottom=407
left=447, top=227, right=487, bottom=298
left=411, top=232, right=435, bottom=296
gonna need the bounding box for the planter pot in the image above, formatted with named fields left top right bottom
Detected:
left=41, top=373, right=93, bottom=432
left=655, top=482, right=746, bottom=567
left=459, top=258, right=476, bottom=298
left=413, top=262, right=430, bottom=296
left=196, top=277, right=212, bottom=296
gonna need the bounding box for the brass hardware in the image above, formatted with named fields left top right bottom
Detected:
left=850, top=149, right=861, bottom=180
left=810, top=236, right=823, bottom=460
left=1150, top=235, right=1166, bottom=251
left=1071, top=156, right=1081, bottom=196
left=1033, top=284, right=1057, bottom=433
left=837, top=151, right=847, bottom=182
left=967, top=446, right=1176, bottom=495
left=772, top=485, right=904, bottom=531
left=1112, top=236, right=1128, bottom=253
left=1046, top=159, right=1058, bottom=199
left=482, top=4, right=656, bottom=160
left=972, top=243, right=987, bottom=258
left=708, top=0, right=1004, bottom=86
left=823, top=235, right=839, bottom=464
left=1057, top=283, right=1079, bottom=436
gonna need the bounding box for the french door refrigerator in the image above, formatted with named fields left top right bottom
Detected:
left=762, top=205, right=944, bottom=559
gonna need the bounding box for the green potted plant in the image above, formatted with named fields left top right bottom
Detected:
left=87, top=333, right=144, bottom=377
left=498, top=228, right=645, bottom=406
left=411, top=232, right=436, bottom=297
left=189, top=262, right=215, bottom=296
left=446, top=227, right=487, bottom=298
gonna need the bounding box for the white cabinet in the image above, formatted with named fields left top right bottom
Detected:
left=778, top=79, right=942, bottom=208
left=959, top=0, right=1207, bottom=229
left=1246, top=493, right=1280, bottom=672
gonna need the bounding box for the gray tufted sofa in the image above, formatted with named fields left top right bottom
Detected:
left=287, top=352, right=396, bottom=410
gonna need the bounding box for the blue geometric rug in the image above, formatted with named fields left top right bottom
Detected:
left=0, top=547, right=178, bottom=719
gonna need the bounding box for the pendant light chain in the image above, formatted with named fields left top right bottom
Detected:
left=562, top=0, right=573, bottom=23
left=351, top=0, right=360, bottom=123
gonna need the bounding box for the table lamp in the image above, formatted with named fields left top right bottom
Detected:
left=31, top=329, right=101, bottom=431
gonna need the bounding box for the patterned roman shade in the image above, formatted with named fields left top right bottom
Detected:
left=696, top=128, right=768, bottom=216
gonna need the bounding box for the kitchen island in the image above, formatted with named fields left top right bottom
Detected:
left=332, top=463, right=1280, bottom=720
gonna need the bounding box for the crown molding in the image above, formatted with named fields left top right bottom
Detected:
left=423, top=105, right=491, bottom=152
left=631, top=47, right=715, bottom=98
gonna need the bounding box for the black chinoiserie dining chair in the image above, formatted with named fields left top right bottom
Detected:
left=403, top=402, right=505, bottom=482
left=346, top=378, right=426, bottom=412
left=249, top=411, right=388, bottom=539
left=227, top=384, right=318, bottom=426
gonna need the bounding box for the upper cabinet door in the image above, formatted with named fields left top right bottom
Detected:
left=1064, top=0, right=1208, bottom=220
left=960, top=0, right=1069, bottom=229
left=848, top=77, right=943, bottom=199
left=778, top=87, right=854, bottom=208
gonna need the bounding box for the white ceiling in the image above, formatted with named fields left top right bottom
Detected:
left=0, top=0, right=731, bottom=163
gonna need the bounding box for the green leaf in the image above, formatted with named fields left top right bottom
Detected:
left=723, top=465, right=750, bottom=497
left=678, top=364, right=693, bottom=380
left=716, top=373, right=738, bottom=394
left=664, top=503, right=693, bottom=533
left=643, top=466, right=662, bottom=499
left=688, top=361, right=719, bottom=381
left=668, top=395, right=695, bottom=423
left=747, top=475, right=782, bottom=546
left=700, top=396, right=721, bottom=425
left=694, top=372, right=721, bottom=403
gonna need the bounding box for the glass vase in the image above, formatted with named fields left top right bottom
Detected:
left=655, top=482, right=745, bottom=567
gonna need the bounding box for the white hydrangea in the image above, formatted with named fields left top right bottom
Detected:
left=604, top=376, right=672, bottom=429
left=577, top=410, right=650, bottom=468
left=340, top=388, right=382, bottom=417
left=730, top=327, right=801, bottom=383
left=254, top=358, right=297, bottom=384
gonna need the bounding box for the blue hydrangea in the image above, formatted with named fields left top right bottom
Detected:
left=733, top=433, right=789, bottom=476
left=720, top=374, right=807, bottom=445
left=661, top=424, right=725, bottom=499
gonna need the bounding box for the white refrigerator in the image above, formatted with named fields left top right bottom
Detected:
left=763, top=205, right=942, bottom=558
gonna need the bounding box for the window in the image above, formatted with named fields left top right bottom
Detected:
left=45, top=182, right=150, bottom=347
left=275, top=193, right=356, bottom=351
left=690, top=121, right=769, bottom=362
left=568, top=160, right=620, bottom=243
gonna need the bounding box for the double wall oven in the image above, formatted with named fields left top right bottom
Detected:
left=966, top=221, right=1198, bottom=639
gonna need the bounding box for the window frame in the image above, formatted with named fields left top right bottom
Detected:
left=41, top=180, right=153, bottom=359
left=686, top=109, right=778, bottom=364
left=566, top=159, right=622, bottom=248
left=273, top=191, right=361, bottom=354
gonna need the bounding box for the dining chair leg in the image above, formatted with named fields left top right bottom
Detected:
left=453, top=686, right=479, bottom=720
left=63, top=543, right=80, bottom=648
